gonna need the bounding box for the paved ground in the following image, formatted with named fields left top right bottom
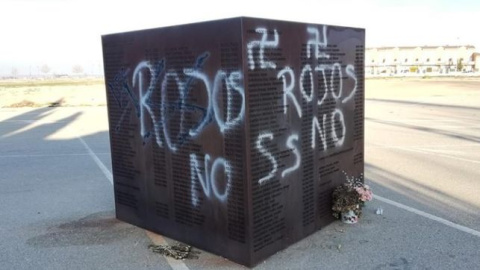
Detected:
left=1, top=78, right=479, bottom=269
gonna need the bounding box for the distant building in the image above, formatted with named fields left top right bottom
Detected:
left=366, top=45, right=479, bottom=76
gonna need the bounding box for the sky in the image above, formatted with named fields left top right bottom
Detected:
left=1, top=0, right=479, bottom=76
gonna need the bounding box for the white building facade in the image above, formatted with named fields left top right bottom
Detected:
left=366, top=45, right=479, bottom=76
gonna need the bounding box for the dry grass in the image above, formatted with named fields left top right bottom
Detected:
left=0, top=78, right=106, bottom=108
left=5, top=100, right=40, bottom=108
left=0, top=78, right=104, bottom=88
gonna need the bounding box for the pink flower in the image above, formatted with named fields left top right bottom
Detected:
left=356, top=187, right=373, bottom=202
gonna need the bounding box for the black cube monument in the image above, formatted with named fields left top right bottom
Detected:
left=102, top=17, right=365, bottom=267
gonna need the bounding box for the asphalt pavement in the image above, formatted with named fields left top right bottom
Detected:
left=1, top=79, right=479, bottom=269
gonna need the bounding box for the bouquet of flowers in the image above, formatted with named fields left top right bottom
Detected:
left=332, top=173, right=373, bottom=220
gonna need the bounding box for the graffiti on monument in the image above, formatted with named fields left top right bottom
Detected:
left=107, top=25, right=359, bottom=208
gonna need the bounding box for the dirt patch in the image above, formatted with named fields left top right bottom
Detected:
left=26, top=211, right=134, bottom=247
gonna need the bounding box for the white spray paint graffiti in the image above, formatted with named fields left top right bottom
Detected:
left=256, top=132, right=278, bottom=185
left=306, top=26, right=330, bottom=59
left=160, top=71, right=187, bottom=152
left=308, top=62, right=352, bottom=150
left=315, top=65, right=329, bottom=106
left=127, top=61, right=246, bottom=153
left=342, top=64, right=357, bottom=104
left=211, top=71, right=245, bottom=133
left=210, top=157, right=232, bottom=202
left=300, top=64, right=314, bottom=102
left=181, top=69, right=214, bottom=138
left=247, top=28, right=279, bottom=70
left=110, top=53, right=245, bottom=206
left=132, top=61, right=150, bottom=141
left=132, top=60, right=165, bottom=148
left=190, top=153, right=211, bottom=207
left=278, top=67, right=302, bottom=118
left=331, top=108, right=346, bottom=147
left=330, top=63, right=343, bottom=100
left=108, top=23, right=360, bottom=205
left=252, top=25, right=358, bottom=184
left=190, top=153, right=232, bottom=207
left=312, top=115, right=327, bottom=150
left=281, top=134, right=301, bottom=178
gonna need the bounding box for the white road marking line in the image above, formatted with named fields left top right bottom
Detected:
left=385, top=146, right=480, bottom=165
left=366, top=119, right=480, bottom=129
left=447, top=115, right=480, bottom=121
left=368, top=143, right=480, bottom=148
left=413, top=148, right=464, bottom=154
left=413, top=125, right=480, bottom=128
left=375, top=195, right=480, bottom=238
left=77, top=135, right=190, bottom=270
left=0, top=153, right=111, bottom=158
left=366, top=118, right=478, bottom=123
left=77, top=136, right=113, bottom=185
